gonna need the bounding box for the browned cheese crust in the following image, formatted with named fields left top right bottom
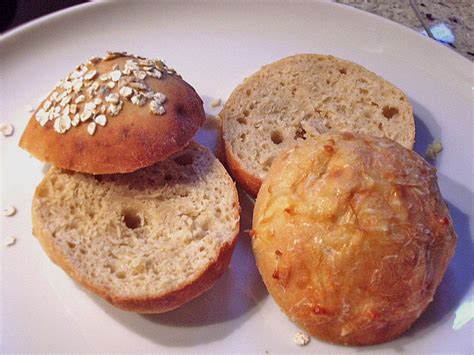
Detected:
left=252, top=132, right=456, bottom=345
left=20, top=52, right=205, bottom=174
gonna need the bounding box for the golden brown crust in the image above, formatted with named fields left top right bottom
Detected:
left=252, top=132, right=456, bottom=345
left=224, top=140, right=262, bottom=198
left=20, top=55, right=205, bottom=174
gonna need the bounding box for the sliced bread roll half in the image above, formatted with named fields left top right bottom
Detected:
left=32, top=142, right=240, bottom=313
left=220, top=54, right=415, bottom=197
left=20, top=51, right=206, bottom=174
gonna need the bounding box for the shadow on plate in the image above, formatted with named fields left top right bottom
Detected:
left=89, top=188, right=268, bottom=347
left=411, top=99, right=440, bottom=163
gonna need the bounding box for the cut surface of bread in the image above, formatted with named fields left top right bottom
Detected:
left=20, top=52, right=206, bottom=174
left=220, top=54, right=415, bottom=196
left=252, top=132, right=456, bottom=345
left=32, top=142, right=240, bottom=313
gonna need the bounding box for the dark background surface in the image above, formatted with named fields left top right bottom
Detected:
left=1, top=0, right=88, bottom=32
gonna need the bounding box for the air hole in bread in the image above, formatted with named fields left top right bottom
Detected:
left=359, top=88, right=368, bottom=95
left=271, top=130, right=284, bottom=145
left=326, top=79, right=331, bottom=85
left=243, top=110, right=250, bottom=117
left=382, top=106, right=399, bottom=119
left=339, top=68, right=347, bottom=74
left=174, top=153, right=194, bottom=166
left=122, top=208, right=141, bottom=229
left=67, top=242, right=76, bottom=249
left=106, top=263, right=116, bottom=273
left=262, top=157, right=274, bottom=171
left=239, top=133, right=246, bottom=142
left=294, top=126, right=307, bottom=140
left=116, top=271, right=126, bottom=279
left=237, top=117, right=247, bottom=124
left=246, top=89, right=252, bottom=96
left=249, top=103, right=255, bottom=109
left=80, top=248, right=86, bottom=255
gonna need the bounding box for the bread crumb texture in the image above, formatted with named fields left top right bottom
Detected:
left=252, top=132, right=456, bottom=345
left=32, top=142, right=239, bottom=310
left=221, top=54, right=415, bottom=181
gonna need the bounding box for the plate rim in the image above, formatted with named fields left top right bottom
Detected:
left=2, top=0, right=472, bottom=68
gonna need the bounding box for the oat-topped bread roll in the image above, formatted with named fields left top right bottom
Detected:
left=32, top=142, right=240, bottom=313
left=252, top=132, right=456, bottom=345
left=221, top=54, right=415, bottom=196
left=20, top=51, right=206, bottom=174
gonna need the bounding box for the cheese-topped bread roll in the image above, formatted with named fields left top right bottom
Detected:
left=252, top=132, right=456, bottom=345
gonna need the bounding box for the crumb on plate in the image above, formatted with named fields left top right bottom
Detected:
left=426, top=139, right=443, bottom=160
left=1, top=123, right=14, bottom=137
left=5, top=237, right=16, bottom=247
left=211, top=98, right=221, bottom=108
left=293, top=331, right=310, bottom=346
left=3, top=205, right=16, bottom=217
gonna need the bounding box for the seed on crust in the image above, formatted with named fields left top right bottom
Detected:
left=94, top=114, right=107, bottom=126
left=87, top=121, right=96, bottom=135
left=110, top=70, right=122, bottom=82
left=75, top=95, right=86, bottom=104
left=119, top=86, right=133, bottom=99
left=84, top=70, right=97, bottom=81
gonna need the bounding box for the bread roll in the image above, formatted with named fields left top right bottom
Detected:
left=32, top=142, right=240, bottom=313
left=20, top=51, right=205, bottom=174
left=220, top=54, right=415, bottom=197
left=252, top=132, right=456, bottom=345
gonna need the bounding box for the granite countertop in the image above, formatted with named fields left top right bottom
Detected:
left=336, top=0, right=473, bottom=60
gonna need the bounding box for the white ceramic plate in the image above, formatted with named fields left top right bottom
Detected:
left=1, top=1, right=472, bottom=353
